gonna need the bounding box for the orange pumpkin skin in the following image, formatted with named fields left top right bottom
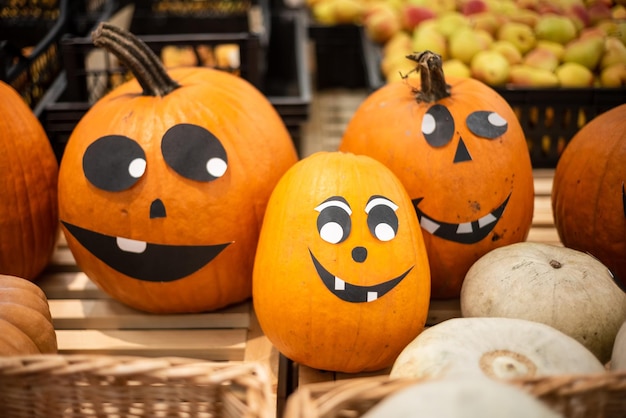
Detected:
left=0, top=274, right=58, bottom=355
left=59, top=52, right=298, bottom=313
left=552, top=104, right=626, bottom=289
left=340, top=64, right=534, bottom=299
left=0, top=81, right=59, bottom=281
left=253, top=152, right=431, bottom=373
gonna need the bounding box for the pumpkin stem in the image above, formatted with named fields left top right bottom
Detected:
left=92, top=22, right=180, bottom=97
left=549, top=260, right=562, bottom=269
left=404, top=51, right=451, bottom=103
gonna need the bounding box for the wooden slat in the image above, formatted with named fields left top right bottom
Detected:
left=56, top=329, right=247, bottom=360
left=49, top=299, right=250, bottom=330
left=38, top=271, right=106, bottom=299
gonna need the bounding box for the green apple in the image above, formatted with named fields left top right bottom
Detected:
left=412, top=23, right=448, bottom=59
left=443, top=58, right=472, bottom=78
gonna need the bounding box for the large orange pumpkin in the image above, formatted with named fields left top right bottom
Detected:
left=339, top=51, right=534, bottom=299
left=253, top=151, right=431, bottom=373
left=552, top=103, right=626, bottom=290
left=58, top=23, right=298, bottom=313
left=0, top=274, right=57, bottom=355
left=0, top=81, right=59, bottom=281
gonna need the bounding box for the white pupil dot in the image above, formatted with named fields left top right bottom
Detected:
left=207, top=158, right=227, bottom=178
left=375, top=224, right=395, bottom=242
left=422, top=113, right=436, bottom=135
left=128, top=158, right=146, bottom=178
left=488, top=112, right=507, bottom=127
left=320, top=222, right=343, bottom=244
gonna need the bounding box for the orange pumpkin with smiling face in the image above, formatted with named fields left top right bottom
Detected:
left=340, top=52, right=535, bottom=299
left=253, top=151, right=431, bottom=373
left=57, top=24, right=298, bottom=313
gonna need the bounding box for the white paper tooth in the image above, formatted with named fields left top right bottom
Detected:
left=116, top=237, right=147, bottom=253
left=367, top=292, right=378, bottom=302
left=456, top=222, right=473, bottom=234
left=334, top=277, right=345, bottom=291
left=420, top=217, right=440, bottom=234
left=478, top=213, right=497, bottom=228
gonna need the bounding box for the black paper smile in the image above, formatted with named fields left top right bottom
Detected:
left=309, top=249, right=413, bottom=303
left=412, top=193, right=511, bottom=244
left=61, top=221, right=230, bottom=282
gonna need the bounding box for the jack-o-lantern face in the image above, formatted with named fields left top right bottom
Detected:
left=58, top=27, right=298, bottom=314
left=253, top=152, right=431, bottom=373
left=62, top=123, right=233, bottom=283
left=340, top=52, right=535, bottom=299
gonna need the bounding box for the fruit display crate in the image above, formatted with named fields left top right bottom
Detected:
left=0, top=0, right=117, bottom=115
left=358, top=31, right=626, bottom=169
left=40, top=8, right=311, bottom=162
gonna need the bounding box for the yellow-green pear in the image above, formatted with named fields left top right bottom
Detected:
left=470, top=49, right=511, bottom=86
left=490, top=40, right=523, bottom=65
left=468, top=11, right=502, bottom=36
left=535, top=40, right=566, bottom=61
left=412, top=23, right=448, bottom=60
left=599, top=62, right=626, bottom=87
left=555, top=62, right=595, bottom=86
left=436, top=11, right=470, bottom=38
left=523, top=47, right=560, bottom=72
left=449, top=27, right=489, bottom=64
left=312, top=1, right=339, bottom=24
left=332, top=0, right=367, bottom=24
left=509, top=64, right=560, bottom=87
left=443, top=58, right=471, bottom=78
left=600, top=37, right=626, bottom=69
left=562, top=35, right=605, bottom=70
left=497, top=21, right=536, bottom=54
left=534, top=14, right=578, bottom=45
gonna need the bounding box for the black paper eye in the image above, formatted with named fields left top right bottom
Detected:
left=316, top=197, right=352, bottom=244
left=83, top=135, right=146, bottom=192
left=466, top=111, right=508, bottom=139
left=365, top=195, right=398, bottom=241
left=422, top=104, right=455, bottom=147
left=161, top=123, right=228, bottom=182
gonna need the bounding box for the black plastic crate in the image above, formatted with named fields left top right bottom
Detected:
left=308, top=23, right=369, bottom=90
left=124, top=0, right=270, bottom=43
left=40, top=9, right=311, bottom=162
left=360, top=34, right=626, bottom=168
left=0, top=0, right=117, bottom=114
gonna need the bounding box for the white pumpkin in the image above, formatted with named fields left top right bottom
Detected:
left=611, top=320, right=626, bottom=370
left=460, top=242, right=626, bottom=363
left=363, top=376, right=562, bottom=418
left=390, top=317, right=605, bottom=380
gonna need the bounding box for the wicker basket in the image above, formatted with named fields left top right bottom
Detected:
left=283, top=371, right=626, bottom=418
left=0, top=354, right=274, bottom=418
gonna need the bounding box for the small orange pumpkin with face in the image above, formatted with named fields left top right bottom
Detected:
left=253, top=151, right=431, bottom=373
left=58, top=24, right=298, bottom=313
left=340, top=51, right=535, bottom=299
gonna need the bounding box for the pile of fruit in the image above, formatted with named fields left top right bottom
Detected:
left=308, top=0, right=626, bottom=87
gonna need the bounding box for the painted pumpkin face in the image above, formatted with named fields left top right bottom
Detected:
left=253, top=152, right=431, bottom=373
left=552, top=103, right=626, bottom=290
left=340, top=54, right=534, bottom=299
left=58, top=66, right=298, bottom=314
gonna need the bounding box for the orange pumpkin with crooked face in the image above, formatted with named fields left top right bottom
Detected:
left=340, top=52, right=535, bottom=299
left=253, top=152, right=431, bottom=373
left=57, top=24, right=298, bottom=313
